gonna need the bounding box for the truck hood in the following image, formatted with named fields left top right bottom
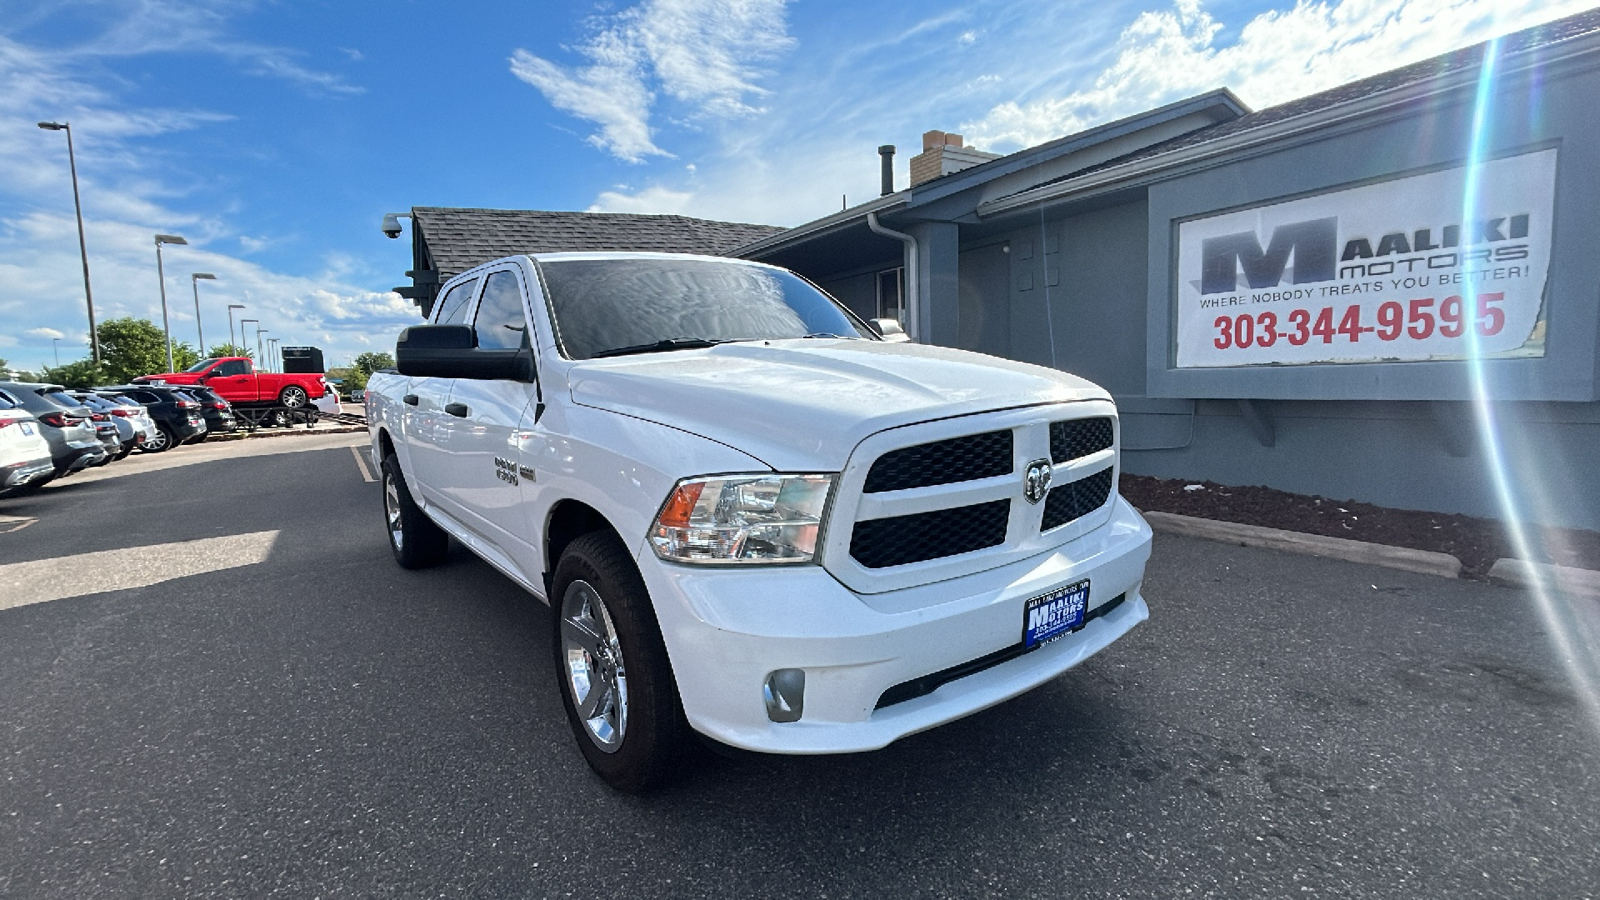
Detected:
left=136, top=372, right=201, bottom=384
left=566, top=339, right=1108, bottom=471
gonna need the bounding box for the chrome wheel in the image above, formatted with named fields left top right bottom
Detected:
left=143, top=428, right=169, bottom=452
left=560, top=579, right=628, bottom=753
left=280, top=385, right=308, bottom=408
left=384, top=471, right=404, bottom=552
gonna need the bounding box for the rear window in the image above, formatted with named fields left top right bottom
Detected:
left=43, top=391, right=78, bottom=408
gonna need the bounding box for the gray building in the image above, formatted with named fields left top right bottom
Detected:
left=736, top=10, right=1600, bottom=531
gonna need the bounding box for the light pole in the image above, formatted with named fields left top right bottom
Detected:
left=52, top=338, right=60, bottom=367
left=236, top=320, right=256, bottom=361
left=227, top=304, right=245, bottom=354
left=154, top=234, right=187, bottom=372
left=191, top=273, right=216, bottom=354
left=255, top=326, right=269, bottom=370
left=38, top=121, right=99, bottom=364
left=267, top=338, right=280, bottom=374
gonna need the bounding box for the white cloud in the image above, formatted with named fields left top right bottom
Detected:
left=961, top=0, right=1594, bottom=151
left=587, top=185, right=695, bottom=214
left=0, top=16, right=410, bottom=371
left=510, top=0, right=793, bottom=162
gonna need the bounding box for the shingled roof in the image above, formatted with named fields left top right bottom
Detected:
left=411, top=207, right=786, bottom=280
left=995, top=7, right=1600, bottom=203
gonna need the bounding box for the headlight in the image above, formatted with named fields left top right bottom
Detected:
left=650, top=474, right=834, bottom=564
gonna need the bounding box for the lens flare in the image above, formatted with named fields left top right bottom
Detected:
left=1459, top=36, right=1600, bottom=736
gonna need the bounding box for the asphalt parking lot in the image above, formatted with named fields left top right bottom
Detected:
left=2, top=434, right=1597, bottom=899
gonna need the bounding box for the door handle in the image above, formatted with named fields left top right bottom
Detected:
left=445, top=402, right=470, bottom=418
left=402, top=394, right=419, bottom=406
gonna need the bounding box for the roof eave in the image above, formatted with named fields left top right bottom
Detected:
left=732, top=193, right=908, bottom=258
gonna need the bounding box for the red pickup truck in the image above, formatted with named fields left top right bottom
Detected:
left=138, top=357, right=329, bottom=408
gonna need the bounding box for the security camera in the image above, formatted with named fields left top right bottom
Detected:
left=380, top=212, right=406, bottom=239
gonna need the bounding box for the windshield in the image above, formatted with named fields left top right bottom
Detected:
left=184, top=358, right=221, bottom=373
left=539, top=258, right=875, bottom=360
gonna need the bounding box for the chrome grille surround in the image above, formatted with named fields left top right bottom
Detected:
left=821, top=400, right=1120, bottom=596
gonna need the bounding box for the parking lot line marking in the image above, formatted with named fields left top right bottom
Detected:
left=0, top=530, right=280, bottom=612
left=0, top=514, right=36, bottom=534
left=351, top=445, right=376, bottom=482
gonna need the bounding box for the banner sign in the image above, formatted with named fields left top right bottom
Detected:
left=1174, top=149, right=1556, bottom=368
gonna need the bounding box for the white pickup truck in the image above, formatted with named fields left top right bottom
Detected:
left=367, top=252, right=1152, bottom=791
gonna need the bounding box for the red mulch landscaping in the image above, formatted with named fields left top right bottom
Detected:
left=1119, top=474, right=1600, bottom=580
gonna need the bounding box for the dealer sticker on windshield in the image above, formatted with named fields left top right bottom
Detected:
left=1023, top=579, right=1089, bottom=649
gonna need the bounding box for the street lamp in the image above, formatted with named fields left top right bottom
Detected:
left=38, top=121, right=100, bottom=364
left=154, top=234, right=188, bottom=372
left=227, top=304, right=245, bottom=354
left=255, top=326, right=269, bottom=371
left=239, top=319, right=258, bottom=364
left=191, top=273, right=216, bottom=354
left=52, top=337, right=60, bottom=367
left=267, top=338, right=280, bottom=374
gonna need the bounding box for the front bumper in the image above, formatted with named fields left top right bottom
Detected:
left=636, top=495, right=1153, bottom=754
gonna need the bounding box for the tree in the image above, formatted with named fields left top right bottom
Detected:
left=39, top=358, right=110, bottom=389
left=345, top=351, right=396, bottom=392
left=206, top=343, right=253, bottom=359
left=94, top=317, right=200, bottom=383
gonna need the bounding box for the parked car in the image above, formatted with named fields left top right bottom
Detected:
left=0, top=394, right=55, bottom=497
left=70, top=391, right=140, bottom=460
left=90, top=392, right=161, bottom=447
left=97, top=384, right=207, bottom=452
left=0, top=382, right=108, bottom=475
left=181, top=385, right=238, bottom=442
left=136, top=356, right=329, bottom=409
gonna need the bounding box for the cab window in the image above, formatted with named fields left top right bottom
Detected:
left=473, top=271, right=530, bottom=350
left=434, top=277, right=480, bottom=326
left=216, top=360, right=249, bottom=376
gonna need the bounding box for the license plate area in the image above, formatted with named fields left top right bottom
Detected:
left=1022, top=579, right=1089, bottom=649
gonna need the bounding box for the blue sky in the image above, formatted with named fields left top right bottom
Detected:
left=0, top=0, right=1583, bottom=371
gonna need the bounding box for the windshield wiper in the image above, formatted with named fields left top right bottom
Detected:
left=591, top=337, right=729, bottom=359
left=801, top=332, right=856, bottom=339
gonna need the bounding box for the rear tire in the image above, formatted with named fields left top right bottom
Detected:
left=552, top=531, right=686, bottom=793
left=380, top=453, right=448, bottom=569
left=143, top=426, right=175, bottom=453
left=279, top=385, right=308, bottom=408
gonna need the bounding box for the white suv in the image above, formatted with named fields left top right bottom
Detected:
left=367, top=252, right=1152, bottom=790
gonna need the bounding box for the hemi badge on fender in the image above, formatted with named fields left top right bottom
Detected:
left=518, top=465, right=537, bottom=482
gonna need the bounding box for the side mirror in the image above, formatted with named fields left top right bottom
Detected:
left=870, top=318, right=911, bottom=343
left=396, top=324, right=535, bottom=381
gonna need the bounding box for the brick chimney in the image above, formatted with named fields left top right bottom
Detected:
left=909, top=130, right=1001, bottom=187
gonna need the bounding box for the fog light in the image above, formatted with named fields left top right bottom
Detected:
left=763, top=669, right=806, bottom=722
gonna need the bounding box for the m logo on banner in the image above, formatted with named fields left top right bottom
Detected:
left=1199, top=217, right=1338, bottom=295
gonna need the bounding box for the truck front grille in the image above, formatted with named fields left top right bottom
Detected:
left=1050, top=417, right=1114, bottom=463
left=849, top=499, right=1010, bottom=569
left=1041, top=466, right=1115, bottom=532
left=862, top=430, right=1012, bottom=493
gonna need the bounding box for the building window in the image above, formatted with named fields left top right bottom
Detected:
left=876, top=268, right=904, bottom=324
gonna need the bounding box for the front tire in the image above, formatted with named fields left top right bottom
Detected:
left=380, top=452, right=448, bottom=569
left=552, top=531, right=686, bottom=792
left=279, top=385, right=308, bottom=408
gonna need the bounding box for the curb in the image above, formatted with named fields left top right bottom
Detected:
left=1487, top=558, right=1600, bottom=600
left=1141, top=511, right=1463, bottom=579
